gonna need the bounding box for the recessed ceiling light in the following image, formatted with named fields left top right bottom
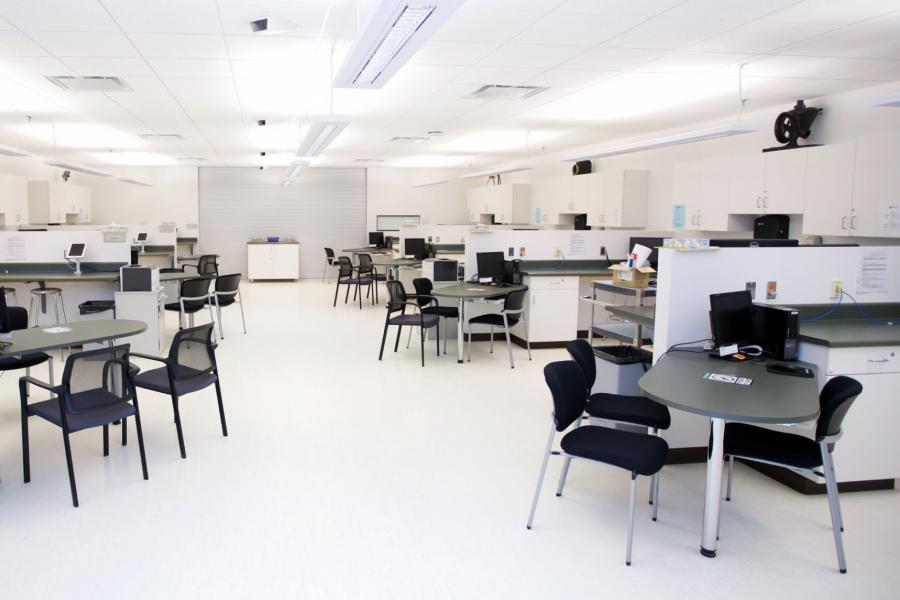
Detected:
left=297, top=115, right=351, bottom=157
left=467, top=85, right=549, bottom=100
left=562, top=124, right=759, bottom=161
left=140, top=133, right=185, bottom=140
left=45, top=76, right=132, bottom=92
left=118, top=177, right=152, bottom=187
left=390, top=136, right=430, bottom=144
left=44, top=160, right=112, bottom=177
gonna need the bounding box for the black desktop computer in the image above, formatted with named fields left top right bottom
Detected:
left=752, top=303, right=799, bottom=361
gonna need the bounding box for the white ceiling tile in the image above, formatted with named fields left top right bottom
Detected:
left=479, top=44, right=587, bottom=69
left=0, top=55, right=72, bottom=76
left=555, top=0, right=684, bottom=17
left=776, top=14, right=900, bottom=59
left=663, top=0, right=803, bottom=22
left=64, top=57, right=155, bottom=77
left=130, top=33, right=227, bottom=59
left=433, top=6, right=546, bottom=43
left=797, top=78, right=882, bottom=98
left=524, top=68, right=619, bottom=88
left=759, top=0, right=900, bottom=25
left=30, top=31, right=139, bottom=58
left=602, top=18, right=740, bottom=50
left=216, top=0, right=329, bottom=36
left=805, top=57, right=900, bottom=81
left=689, top=21, right=838, bottom=54
left=560, top=47, right=668, bottom=71
left=147, top=58, right=233, bottom=78
left=409, top=41, right=500, bottom=66
left=0, top=0, right=118, bottom=31
left=0, top=30, right=49, bottom=56
left=513, top=12, right=646, bottom=46
left=101, top=0, right=222, bottom=34
left=391, top=64, right=468, bottom=85
left=121, top=77, right=169, bottom=94
left=741, top=54, right=825, bottom=78
left=636, top=51, right=751, bottom=74
left=224, top=35, right=318, bottom=60
left=452, top=66, right=546, bottom=85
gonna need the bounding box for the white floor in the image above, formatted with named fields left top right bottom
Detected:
left=0, top=280, right=896, bottom=599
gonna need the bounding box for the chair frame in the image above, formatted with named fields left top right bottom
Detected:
left=172, top=278, right=217, bottom=332
left=378, top=282, right=440, bottom=367
left=466, top=291, right=531, bottom=369
left=323, top=248, right=340, bottom=282
left=210, top=275, right=247, bottom=339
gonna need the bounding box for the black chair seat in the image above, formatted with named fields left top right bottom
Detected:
left=561, top=425, right=668, bottom=476
left=205, top=296, right=236, bottom=307
left=343, top=277, right=372, bottom=285
left=0, top=352, right=51, bottom=371
left=28, top=393, right=135, bottom=433
left=587, top=393, right=671, bottom=430
left=422, top=306, right=459, bottom=319
left=164, top=302, right=207, bottom=314
left=724, top=423, right=823, bottom=469
left=468, top=313, right=519, bottom=327
left=133, top=366, right=218, bottom=395
left=388, top=314, right=439, bottom=328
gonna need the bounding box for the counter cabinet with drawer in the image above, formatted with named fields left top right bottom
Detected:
left=522, top=275, right=579, bottom=343
left=247, top=242, right=300, bottom=281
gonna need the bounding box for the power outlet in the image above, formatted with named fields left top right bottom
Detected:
left=554, top=246, right=561, bottom=257
left=600, top=246, right=607, bottom=257
left=745, top=281, right=757, bottom=299
left=831, top=279, right=843, bottom=299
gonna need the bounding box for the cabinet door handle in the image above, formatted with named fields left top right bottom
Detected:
left=868, top=358, right=889, bottom=363
left=850, top=216, right=857, bottom=230
left=762, top=196, right=768, bottom=209
left=841, top=216, right=848, bottom=230
left=756, top=196, right=761, bottom=209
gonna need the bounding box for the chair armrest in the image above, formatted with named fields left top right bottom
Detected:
left=20, top=375, right=64, bottom=394
left=182, top=263, right=199, bottom=273
left=503, top=308, right=525, bottom=315
left=414, top=294, right=440, bottom=307
left=131, top=352, right=169, bottom=364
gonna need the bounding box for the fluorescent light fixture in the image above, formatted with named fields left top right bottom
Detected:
left=44, top=160, right=112, bottom=177
left=460, top=161, right=533, bottom=180
left=562, top=123, right=759, bottom=161
left=412, top=178, right=453, bottom=187
left=873, top=92, right=900, bottom=107
left=297, top=116, right=351, bottom=157
left=118, top=177, right=152, bottom=187
left=0, top=143, right=30, bottom=157
left=285, top=160, right=309, bottom=178
left=334, top=0, right=463, bottom=89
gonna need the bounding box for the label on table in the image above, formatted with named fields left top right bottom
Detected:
left=702, top=372, right=752, bottom=386
left=42, top=326, right=72, bottom=334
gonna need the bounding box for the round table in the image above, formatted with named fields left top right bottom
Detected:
left=0, top=319, right=148, bottom=358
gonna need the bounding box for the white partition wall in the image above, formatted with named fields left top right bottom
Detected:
left=0, top=229, right=129, bottom=264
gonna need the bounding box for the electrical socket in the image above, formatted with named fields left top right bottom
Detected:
left=600, top=246, right=607, bottom=256
left=554, top=246, right=561, bottom=257
left=745, top=281, right=756, bottom=299
left=831, top=279, right=843, bottom=299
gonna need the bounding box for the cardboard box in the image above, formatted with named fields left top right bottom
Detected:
left=610, top=263, right=656, bottom=288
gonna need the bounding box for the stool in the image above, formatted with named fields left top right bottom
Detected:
left=3, top=287, right=17, bottom=306
left=29, top=287, right=67, bottom=327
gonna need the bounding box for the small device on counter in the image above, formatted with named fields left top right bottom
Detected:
left=120, top=265, right=160, bottom=292
left=475, top=251, right=505, bottom=284
left=767, top=363, right=814, bottom=378
left=368, top=231, right=385, bottom=248
left=65, top=243, right=86, bottom=275
left=423, top=259, right=458, bottom=284
left=754, top=215, right=790, bottom=240
left=135, top=232, right=148, bottom=243
left=504, top=259, right=522, bottom=285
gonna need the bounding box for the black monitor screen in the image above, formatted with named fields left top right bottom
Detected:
left=66, top=243, right=86, bottom=258
left=709, top=290, right=754, bottom=348
left=476, top=251, right=506, bottom=282
left=0, top=287, right=9, bottom=334
left=368, top=231, right=384, bottom=247
left=628, top=237, right=664, bottom=267
left=404, top=238, right=426, bottom=259
left=136, top=232, right=148, bottom=242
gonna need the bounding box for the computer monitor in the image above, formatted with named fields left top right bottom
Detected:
left=709, top=290, right=754, bottom=348
left=404, top=238, right=426, bottom=260
left=0, top=287, right=10, bottom=335
left=368, top=231, right=384, bottom=248
left=628, top=237, right=664, bottom=268
left=709, top=239, right=799, bottom=248
left=476, top=251, right=506, bottom=283
left=136, top=232, right=148, bottom=243
left=66, top=243, right=86, bottom=259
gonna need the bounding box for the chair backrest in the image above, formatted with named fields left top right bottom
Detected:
left=198, top=254, right=218, bottom=275
left=215, top=273, right=241, bottom=294
left=324, top=247, right=335, bottom=260
left=412, top=277, right=433, bottom=307
left=816, top=376, right=863, bottom=440
left=62, top=344, right=134, bottom=414
left=357, top=253, right=373, bottom=273
left=565, top=339, right=597, bottom=391
left=504, top=288, right=527, bottom=312
left=180, top=277, right=212, bottom=307
left=337, top=256, right=354, bottom=278
left=6, top=306, right=29, bottom=331
left=385, top=280, right=408, bottom=313
left=544, top=361, right=588, bottom=432
left=167, top=323, right=217, bottom=382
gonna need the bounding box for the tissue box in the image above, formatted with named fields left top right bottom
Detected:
left=610, top=264, right=656, bottom=288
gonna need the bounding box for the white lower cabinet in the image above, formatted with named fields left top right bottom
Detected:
left=114, top=289, right=166, bottom=355
left=522, top=275, right=578, bottom=343
left=248, top=243, right=300, bottom=281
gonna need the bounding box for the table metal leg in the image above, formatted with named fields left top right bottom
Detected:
left=457, top=298, right=465, bottom=363
left=701, top=417, right=725, bottom=558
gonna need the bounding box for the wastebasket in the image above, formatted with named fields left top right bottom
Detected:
left=592, top=345, right=652, bottom=396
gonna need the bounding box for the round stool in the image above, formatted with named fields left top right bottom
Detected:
left=29, top=287, right=67, bottom=327
left=3, top=287, right=16, bottom=306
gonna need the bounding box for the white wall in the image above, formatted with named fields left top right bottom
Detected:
left=366, top=168, right=475, bottom=231
left=88, top=167, right=199, bottom=233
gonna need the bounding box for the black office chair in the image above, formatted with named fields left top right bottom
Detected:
left=722, top=375, right=862, bottom=573
left=333, top=256, right=373, bottom=309
left=1, top=306, right=54, bottom=392
left=527, top=361, right=668, bottom=566
left=412, top=278, right=458, bottom=355
left=166, top=276, right=215, bottom=330
left=323, top=247, right=340, bottom=282
left=356, top=253, right=378, bottom=305
left=466, top=288, right=531, bottom=368
left=206, top=273, right=246, bottom=339
left=566, top=339, right=671, bottom=517
left=378, top=280, right=440, bottom=367
left=19, top=344, right=148, bottom=507
left=131, top=323, right=227, bottom=459
left=184, top=254, right=219, bottom=277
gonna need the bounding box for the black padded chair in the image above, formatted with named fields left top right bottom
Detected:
left=1, top=305, right=54, bottom=394
left=323, top=248, right=340, bottom=282
left=166, top=276, right=215, bottom=330
left=184, top=254, right=219, bottom=277
left=466, top=288, right=531, bottom=368
left=527, top=361, right=668, bottom=566
left=378, top=280, right=440, bottom=367
left=411, top=278, right=458, bottom=355
left=722, top=376, right=863, bottom=573
left=566, top=339, right=671, bottom=517
left=333, top=256, right=373, bottom=309
left=131, top=323, right=227, bottom=459
left=356, top=253, right=379, bottom=304
left=19, top=344, right=148, bottom=507
left=205, top=273, right=246, bottom=339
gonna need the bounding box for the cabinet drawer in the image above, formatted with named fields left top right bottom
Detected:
left=525, top=275, right=578, bottom=290
left=827, top=346, right=900, bottom=375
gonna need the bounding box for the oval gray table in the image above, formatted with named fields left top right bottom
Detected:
left=370, top=257, right=422, bottom=282
left=0, top=319, right=147, bottom=358
left=431, top=283, right=528, bottom=363
left=639, top=350, right=820, bottom=558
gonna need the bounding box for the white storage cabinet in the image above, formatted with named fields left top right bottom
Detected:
left=521, top=275, right=579, bottom=343
left=28, top=181, right=92, bottom=224
left=587, top=170, right=648, bottom=228
left=248, top=242, right=300, bottom=281
left=466, top=184, right=531, bottom=224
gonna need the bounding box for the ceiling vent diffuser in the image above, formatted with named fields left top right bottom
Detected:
left=467, top=85, right=548, bottom=100
left=45, top=76, right=132, bottom=92
left=389, top=136, right=430, bottom=144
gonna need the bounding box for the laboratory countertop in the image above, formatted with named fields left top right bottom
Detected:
left=605, top=305, right=656, bottom=327
left=246, top=240, right=299, bottom=245
left=799, top=320, right=900, bottom=347
left=0, top=270, right=193, bottom=283
left=519, top=259, right=619, bottom=277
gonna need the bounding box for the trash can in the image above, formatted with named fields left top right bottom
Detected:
left=79, top=300, right=115, bottom=320
left=592, top=345, right=653, bottom=396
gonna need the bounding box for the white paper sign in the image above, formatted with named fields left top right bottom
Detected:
left=857, top=249, right=889, bottom=295
left=568, top=234, right=585, bottom=257
left=6, top=236, right=26, bottom=261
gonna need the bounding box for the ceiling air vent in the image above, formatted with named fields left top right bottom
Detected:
left=389, top=136, right=430, bottom=144
left=140, top=133, right=185, bottom=140
left=467, top=85, right=548, bottom=100
left=45, top=76, right=132, bottom=92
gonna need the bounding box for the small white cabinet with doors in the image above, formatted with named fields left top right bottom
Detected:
left=520, top=275, right=579, bottom=343
left=28, top=181, right=92, bottom=224
left=801, top=142, right=856, bottom=236
left=587, top=170, right=648, bottom=228
left=248, top=242, right=300, bottom=281
left=729, top=149, right=807, bottom=215
left=672, top=155, right=731, bottom=231
left=845, top=135, right=900, bottom=238
left=466, top=184, right=531, bottom=224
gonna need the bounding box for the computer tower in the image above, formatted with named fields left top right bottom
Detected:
left=752, top=303, right=799, bottom=360
left=754, top=214, right=790, bottom=239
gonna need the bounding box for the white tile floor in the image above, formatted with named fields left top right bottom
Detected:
left=0, top=280, right=897, bottom=599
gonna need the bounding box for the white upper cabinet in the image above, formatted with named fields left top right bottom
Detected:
left=28, top=181, right=92, bottom=224
left=588, top=169, right=647, bottom=228
left=802, top=143, right=856, bottom=237
left=729, top=150, right=806, bottom=215
left=466, top=183, right=531, bottom=224
left=851, top=135, right=900, bottom=238
left=672, top=157, right=730, bottom=231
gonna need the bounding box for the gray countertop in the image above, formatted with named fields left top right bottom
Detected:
left=431, top=282, right=527, bottom=300
left=0, top=270, right=193, bottom=283
left=799, top=319, right=900, bottom=347
left=247, top=240, right=299, bottom=245
left=520, top=259, right=618, bottom=277
left=606, top=305, right=655, bottom=327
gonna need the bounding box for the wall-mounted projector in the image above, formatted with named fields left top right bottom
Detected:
left=763, top=99, right=823, bottom=153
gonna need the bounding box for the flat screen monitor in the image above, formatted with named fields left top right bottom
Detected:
left=368, top=231, right=384, bottom=247
left=0, top=287, right=9, bottom=334
left=404, top=238, right=426, bottom=260
left=628, top=237, right=664, bottom=267
left=709, top=239, right=799, bottom=248
left=709, top=290, right=754, bottom=348
left=66, top=243, right=86, bottom=259
left=136, top=232, right=148, bottom=242
left=476, top=251, right=506, bottom=283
